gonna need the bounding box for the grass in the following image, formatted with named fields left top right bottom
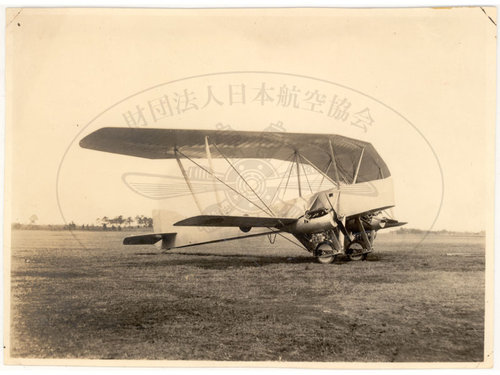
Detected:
left=9, top=230, right=485, bottom=362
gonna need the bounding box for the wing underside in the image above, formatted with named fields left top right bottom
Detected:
left=174, top=215, right=297, bottom=228
left=79, top=128, right=390, bottom=184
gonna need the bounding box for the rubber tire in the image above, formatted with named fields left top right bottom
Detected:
left=346, top=240, right=367, bottom=261
left=315, top=241, right=336, bottom=264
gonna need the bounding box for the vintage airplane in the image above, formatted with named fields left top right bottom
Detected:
left=80, top=127, right=405, bottom=263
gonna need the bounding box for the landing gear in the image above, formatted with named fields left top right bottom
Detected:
left=315, top=241, right=338, bottom=264
left=345, top=240, right=368, bottom=261
left=298, top=219, right=375, bottom=264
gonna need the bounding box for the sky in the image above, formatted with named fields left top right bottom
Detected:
left=5, top=7, right=496, bottom=232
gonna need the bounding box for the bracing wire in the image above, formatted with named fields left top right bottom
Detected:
left=176, top=149, right=273, bottom=217
left=212, top=142, right=276, bottom=217
left=267, top=151, right=296, bottom=205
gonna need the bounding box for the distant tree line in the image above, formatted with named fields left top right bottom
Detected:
left=96, top=215, right=153, bottom=230
left=11, top=215, right=154, bottom=231
left=394, top=227, right=485, bottom=236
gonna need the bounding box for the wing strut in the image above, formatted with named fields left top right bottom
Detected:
left=281, top=156, right=295, bottom=201
left=175, top=149, right=203, bottom=213
left=295, top=152, right=302, bottom=197
left=328, top=139, right=341, bottom=186
left=205, top=136, right=224, bottom=214
left=298, top=154, right=313, bottom=194
left=353, top=147, right=365, bottom=184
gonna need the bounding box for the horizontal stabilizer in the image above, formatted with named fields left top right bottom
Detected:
left=123, top=232, right=176, bottom=245
left=174, top=215, right=297, bottom=228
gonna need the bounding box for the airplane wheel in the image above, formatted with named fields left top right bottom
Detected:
left=315, top=241, right=336, bottom=264
left=346, top=240, right=367, bottom=261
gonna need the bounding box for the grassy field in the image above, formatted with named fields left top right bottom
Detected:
left=9, top=230, right=485, bottom=362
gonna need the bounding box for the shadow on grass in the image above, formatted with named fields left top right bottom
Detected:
left=168, top=252, right=316, bottom=269
left=129, top=251, right=382, bottom=270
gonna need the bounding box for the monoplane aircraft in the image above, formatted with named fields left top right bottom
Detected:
left=80, top=128, right=405, bottom=263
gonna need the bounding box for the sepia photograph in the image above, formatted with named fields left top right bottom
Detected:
left=3, top=6, right=496, bottom=369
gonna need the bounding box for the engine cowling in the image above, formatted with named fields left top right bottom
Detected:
left=290, top=212, right=336, bottom=234
left=345, top=215, right=405, bottom=232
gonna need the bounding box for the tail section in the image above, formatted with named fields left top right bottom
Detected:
left=123, top=232, right=177, bottom=249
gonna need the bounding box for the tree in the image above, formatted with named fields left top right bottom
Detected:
left=115, top=215, right=125, bottom=226
left=126, top=217, right=134, bottom=227
left=133, top=215, right=152, bottom=227
left=101, top=216, right=109, bottom=230
left=135, top=215, right=144, bottom=227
